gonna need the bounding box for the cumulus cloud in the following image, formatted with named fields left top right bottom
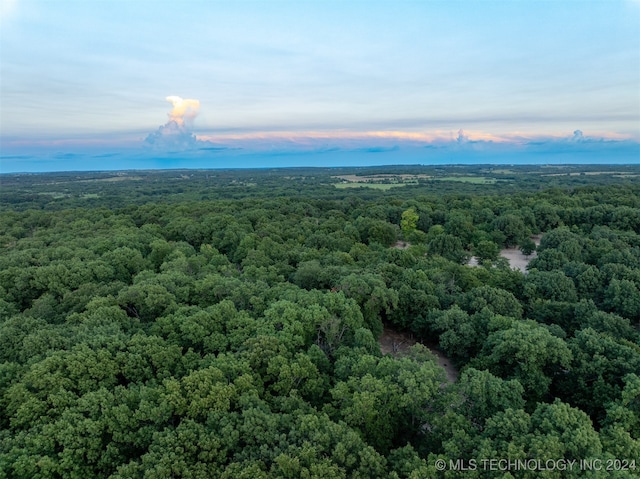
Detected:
left=145, top=96, right=205, bottom=151
left=145, top=121, right=200, bottom=150
left=456, top=129, right=469, bottom=144
left=165, top=96, right=200, bottom=127
left=571, top=129, right=585, bottom=142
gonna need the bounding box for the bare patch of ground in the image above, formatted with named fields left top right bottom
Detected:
left=499, top=234, right=542, bottom=273
left=499, top=248, right=537, bottom=272
left=393, top=241, right=411, bottom=249
left=379, top=326, right=416, bottom=356
left=379, top=326, right=458, bottom=383
left=468, top=235, right=542, bottom=273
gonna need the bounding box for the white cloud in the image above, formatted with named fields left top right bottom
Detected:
left=144, top=96, right=207, bottom=151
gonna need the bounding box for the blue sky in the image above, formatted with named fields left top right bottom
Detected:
left=1, top=0, right=638, bottom=172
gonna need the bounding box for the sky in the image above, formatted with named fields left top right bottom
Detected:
left=0, top=0, right=639, bottom=172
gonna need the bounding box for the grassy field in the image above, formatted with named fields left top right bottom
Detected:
left=38, top=192, right=101, bottom=199
left=334, top=183, right=407, bottom=190
left=38, top=192, right=70, bottom=198
left=433, top=176, right=499, bottom=184
left=333, top=174, right=430, bottom=182
left=333, top=173, right=423, bottom=190
left=331, top=173, right=505, bottom=189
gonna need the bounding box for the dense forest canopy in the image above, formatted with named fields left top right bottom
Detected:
left=0, top=165, right=639, bottom=478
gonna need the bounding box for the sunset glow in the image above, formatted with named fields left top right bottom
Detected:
left=0, top=1, right=638, bottom=171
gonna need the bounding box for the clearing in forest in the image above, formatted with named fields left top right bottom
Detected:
left=379, top=326, right=459, bottom=384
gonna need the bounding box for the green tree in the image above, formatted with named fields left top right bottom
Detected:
left=604, top=278, right=640, bottom=321
left=427, top=234, right=469, bottom=264
left=444, top=212, right=474, bottom=247
left=473, top=240, right=500, bottom=262
left=455, top=368, right=525, bottom=429
left=329, top=347, right=443, bottom=452
left=334, top=273, right=398, bottom=338
left=524, top=270, right=578, bottom=303
left=400, top=207, right=419, bottom=238
left=472, top=320, right=572, bottom=403
left=460, top=285, right=523, bottom=319
left=492, top=214, right=529, bottom=247
left=519, top=237, right=537, bottom=256
left=559, top=328, right=640, bottom=424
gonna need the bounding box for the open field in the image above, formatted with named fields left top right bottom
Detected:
left=332, top=173, right=427, bottom=189
left=332, top=174, right=431, bottom=182
left=433, top=176, right=499, bottom=184
left=334, top=183, right=407, bottom=190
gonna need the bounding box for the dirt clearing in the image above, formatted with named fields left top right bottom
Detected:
left=379, top=326, right=458, bottom=383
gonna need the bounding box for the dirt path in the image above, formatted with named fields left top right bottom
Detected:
left=379, top=326, right=458, bottom=383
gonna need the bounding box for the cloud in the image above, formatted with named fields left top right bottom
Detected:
left=145, top=96, right=206, bottom=151
left=571, top=130, right=584, bottom=142
left=456, top=129, right=469, bottom=144
left=144, top=121, right=201, bottom=150
left=165, top=96, right=200, bottom=127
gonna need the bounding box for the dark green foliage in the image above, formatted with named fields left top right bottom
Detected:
left=492, top=213, right=529, bottom=247
left=1, top=166, right=639, bottom=477
left=472, top=320, right=573, bottom=404
left=474, top=240, right=500, bottom=262
left=558, top=328, right=640, bottom=423
left=427, top=233, right=469, bottom=264
left=520, top=237, right=537, bottom=256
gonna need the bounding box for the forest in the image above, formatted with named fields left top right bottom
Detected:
left=0, top=164, right=639, bottom=478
